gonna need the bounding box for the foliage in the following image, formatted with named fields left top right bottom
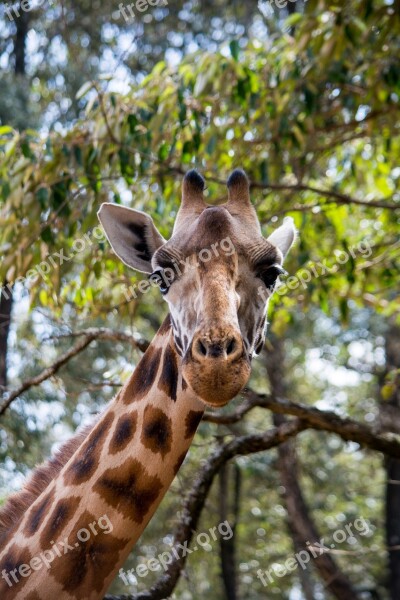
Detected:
left=0, top=0, right=399, bottom=598
left=1, top=0, right=399, bottom=324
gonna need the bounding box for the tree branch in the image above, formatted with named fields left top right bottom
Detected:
left=202, top=394, right=266, bottom=424
left=203, top=391, right=400, bottom=458
left=120, top=147, right=400, bottom=211
left=48, top=328, right=149, bottom=353
left=0, top=329, right=148, bottom=416
left=243, top=391, right=400, bottom=458
left=249, top=181, right=398, bottom=210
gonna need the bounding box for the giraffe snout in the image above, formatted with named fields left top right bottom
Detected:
left=192, top=329, right=243, bottom=363
left=182, top=326, right=251, bottom=407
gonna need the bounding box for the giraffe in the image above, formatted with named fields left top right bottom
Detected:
left=0, top=169, right=296, bottom=599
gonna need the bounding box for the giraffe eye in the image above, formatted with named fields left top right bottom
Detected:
left=149, top=269, right=174, bottom=295
left=258, top=265, right=287, bottom=291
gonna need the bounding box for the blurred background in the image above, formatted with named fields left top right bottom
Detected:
left=0, top=0, right=399, bottom=598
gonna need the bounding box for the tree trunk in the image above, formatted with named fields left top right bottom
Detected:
left=218, top=462, right=240, bottom=600
left=14, top=5, right=29, bottom=75
left=382, top=325, right=400, bottom=599
left=265, top=337, right=361, bottom=600
left=0, top=286, right=13, bottom=390
left=1, top=4, right=30, bottom=391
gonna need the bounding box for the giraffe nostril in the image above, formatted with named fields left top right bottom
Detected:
left=197, top=340, right=208, bottom=357
left=192, top=332, right=243, bottom=361
left=226, top=338, right=236, bottom=356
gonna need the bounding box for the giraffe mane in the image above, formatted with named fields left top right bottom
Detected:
left=0, top=420, right=96, bottom=541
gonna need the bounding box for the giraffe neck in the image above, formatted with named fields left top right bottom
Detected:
left=0, top=316, right=205, bottom=600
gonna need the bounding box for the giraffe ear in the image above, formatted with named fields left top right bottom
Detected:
left=266, top=217, right=297, bottom=259
left=97, top=203, right=166, bottom=273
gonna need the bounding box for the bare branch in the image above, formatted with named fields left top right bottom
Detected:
left=204, top=391, right=400, bottom=458
left=0, top=329, right=148, bottom=416
left=118, top=148, right=400, bottom=211
left=48, top=328, right=149, bottom=353
left=249, top=181, right=398, bottom=210
left=202, top=394, right=266, bottom=424
left=0, top=333, right=97, bottom=415
left=244, top=391, right=400, bottom=458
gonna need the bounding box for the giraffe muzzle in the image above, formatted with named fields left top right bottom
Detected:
left=183, top=329, right=251, bottom=406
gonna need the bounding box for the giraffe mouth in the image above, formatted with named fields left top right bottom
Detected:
left=182, top=355, right=251, bottom=407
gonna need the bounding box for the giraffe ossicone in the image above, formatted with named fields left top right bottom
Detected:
left=0, top=169, right=296, bottom=600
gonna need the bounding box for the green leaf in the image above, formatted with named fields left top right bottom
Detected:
left=73, top=146, right=83, bottom=166
left=304, top=87, right=317, bottom=114
left=76, top=81, right=94, bottom=100
left=193, top=132, right=201, bottom=151
left=0, top=126, right=13, bottom=136
left=2, top=182, right=11, bottom=201
left=36, top=187, right=49, bottom=209
left=381, top=384, right=395, bottom=401
left=21, top=141, right=34, bottom=160
left=158, top=142, right=169, bottom=161
left=259, top=160, right=269, bottom=185
left=127, top=114, right=138, bottom=135
left=181, top=140, right=193, bottom=163
left=229, top=40, right=240, bottom=62
left=92, top=261, right=101, bottom=279
left=284, top=13, right=302, bottom=28
left=339, top=298, right=349, bottom=324
left=206, top=135, right=217, bottom=155
left=40, top=226, right=54, bottom=244
left=39, top=290, right=48, bottom=305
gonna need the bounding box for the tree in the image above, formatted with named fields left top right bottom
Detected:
left=0, top=0, right=399, bottom=597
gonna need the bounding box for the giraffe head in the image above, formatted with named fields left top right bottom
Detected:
left=98, top=169, right=295, bottom=407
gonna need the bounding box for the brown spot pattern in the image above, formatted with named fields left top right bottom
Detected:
left=109, top=412, right=138, bottom=455
left=24, top=489, right=55, bottom=538
left=141, top=405, right=172, bottom=457
left=0, top=422, right=94, bottom=542
left=181, top=376, right=188, bottom=391
left=26, top=593, right=41, bottom=600
left=52, top=509, right=128, bottom=598
left=0, top=544, right=32, bottom=596
left=93, top=458, right=163, bottom=523
left=158, top=314, right=171, bottom=336
left=158, top=344, right=178, bottom=401
left=64, top=412, right=114, bottom=485
left=184, top=410, right=204, bottom=439
left=173, top=451, right=187, bottom=476
left=40, top=496, right=81, bottom=548
left=123, top=346, right=162, bottom=403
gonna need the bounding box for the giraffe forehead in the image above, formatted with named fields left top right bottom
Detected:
left=158, top=206, right=277, bottom=270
